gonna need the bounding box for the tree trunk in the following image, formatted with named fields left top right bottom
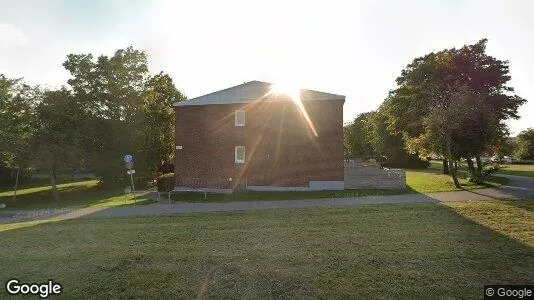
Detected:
left=50, top=165, right=59, bottom=201
left=446, top=137, right=461, bottom=188
left=466, top=157, right=475, bottom=177
left=442, top=159, right=450, bottom=174
left=454, top=161, right=458, bottom=173
left=475, top=156, right=483, bottom=175
left=448, top=159, right=461, bottom=188
left=13, top=168, right=20, bottom=202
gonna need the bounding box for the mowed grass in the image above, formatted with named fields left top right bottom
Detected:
left=0, top=180, right=152, bottom=210
left=444, top=199, right=534, bottom=246
left=1, top=201, right=533, bottom=298
left=499, top=164, right=534, bottom=177
left=406, top=169, right=507, bottom=193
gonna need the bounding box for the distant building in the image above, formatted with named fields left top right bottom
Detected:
left=172, top=81, right=345, bottom=192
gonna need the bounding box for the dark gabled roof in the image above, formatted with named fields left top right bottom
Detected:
left=173, top=80, right=345, bottom=107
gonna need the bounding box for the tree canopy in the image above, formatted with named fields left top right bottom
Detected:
left=343, top=110, right=430, bottom=169
left=515, top=128, right=534, bottom=160
left=61, top=47, right=185, bottom=185
left=382, top=39, right=526, bottom=184
left=0, top=46, right=185, bottom=191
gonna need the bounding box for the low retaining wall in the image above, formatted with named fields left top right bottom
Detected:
left=345, top=158, right=406, bottom=190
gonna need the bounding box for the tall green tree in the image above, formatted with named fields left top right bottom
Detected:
left=0, top=75, right=39, bottom=197
left=515, top=128, right=534, bottom=160
left=63, top=47, right=150, bottom=185
left=33, top=88, right=83, bottom=200
left=491, top=137, right=516, bottom=157
left=367, top=109, right=429, bottom=169
left=63, top=47, right=186, bottom=186
left=343, top=110, right=429, bottom=168
left=141, top=72, right=186, bottom=176
left=384, top=39, right=526, bottom=185
left=343, top=112, right=374, bottom=157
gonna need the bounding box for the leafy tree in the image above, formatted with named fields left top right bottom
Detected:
left=33, top=88, right=84, bottom=200
left=515, top=128, right=534, bottom=160
left=343, top=112, right=374, bottom=157
left=0, top=75, right=39, bottom=198
left=141, top=72, right=186, bottom=177
left=384, top=39, right=526, bottom=185
left=63, top=47, right=150, bottom=186
left=63, top=47, right=149, bottom=120
left=490, top=136, right=516, bottom=157
left=367, top=109, right=429, bottom=169
left=343, top=110, right=429, bottom=168
left=63, top=47, right=186, bottom=186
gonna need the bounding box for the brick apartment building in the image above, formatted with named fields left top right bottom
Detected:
left=173, top=81, right=345, bottom=192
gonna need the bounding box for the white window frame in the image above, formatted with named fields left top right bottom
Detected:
left=235, top=110, right=245, bottom=127
left=235, top=146, right=245, bottom=164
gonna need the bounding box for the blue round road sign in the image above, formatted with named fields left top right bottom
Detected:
left=123, top=154, right=133, bottom=163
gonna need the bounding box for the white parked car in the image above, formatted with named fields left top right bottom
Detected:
left=502, top=156, right=518, bottom=164
left=480, top=156, right=492, bottom=163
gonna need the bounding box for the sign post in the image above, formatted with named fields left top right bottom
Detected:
left=124, top=155, right=135, bottom=197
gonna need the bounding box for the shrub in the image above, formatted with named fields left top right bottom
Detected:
left=482, top=163, right=501, bottom=180
left=385, top=154, right=430, bottom=169
left=468, top=162, right=502, bottom=183
left=156, top=173, right=175, bottom=192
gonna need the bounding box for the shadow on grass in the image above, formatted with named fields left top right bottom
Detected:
left=1, top=181, right=155, bottom=210
left=441, top=198, right=534, bottom=247
left=110, top=197, right=155, bottom=208
left=0, top=177, right=93, bottom=193
left=498, top=198, right=534, bottom=213
left=0, top=180, right=98, bottom=198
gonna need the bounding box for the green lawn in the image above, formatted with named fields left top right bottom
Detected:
left=444, top=200, right=534, bottom=245
left=406, top=169, right=507, bottom=193
left=0, top=180, right=153, bottom=210
left=1, top=200, right=533, bottom=298
left=499, top=164, right=534, bottom=177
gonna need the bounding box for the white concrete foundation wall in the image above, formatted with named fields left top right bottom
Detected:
left=177, top=180, right=346, bottom=193
left=173, top=186, right=233, bottom=194
left=309, top=181, right=345, bottom=191
left=246, top=186, right=311, bottom=192
left=248, top=181, right=345, bottom=192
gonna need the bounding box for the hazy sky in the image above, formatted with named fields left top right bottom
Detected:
left=1, top=0, right=532, bottom=134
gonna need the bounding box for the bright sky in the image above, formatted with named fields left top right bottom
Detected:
left=1, top=0, right=532, bottom=135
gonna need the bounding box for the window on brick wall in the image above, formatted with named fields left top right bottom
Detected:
left=235, top=146, right=245, bottom=163
left=235, top=110, right=245, bottom=126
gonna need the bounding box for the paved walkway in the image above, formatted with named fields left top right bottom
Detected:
left=2, top=174, right=531, bottom=223
left=81, top=174, right=534, bottom=219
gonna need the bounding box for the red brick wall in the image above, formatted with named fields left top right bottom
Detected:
left=174, top=99, right=344, bottom=189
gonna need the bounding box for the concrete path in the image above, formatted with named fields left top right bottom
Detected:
left=83, top=194, right=437, bottom=219
left=81, top=174, right=534, bottom=219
